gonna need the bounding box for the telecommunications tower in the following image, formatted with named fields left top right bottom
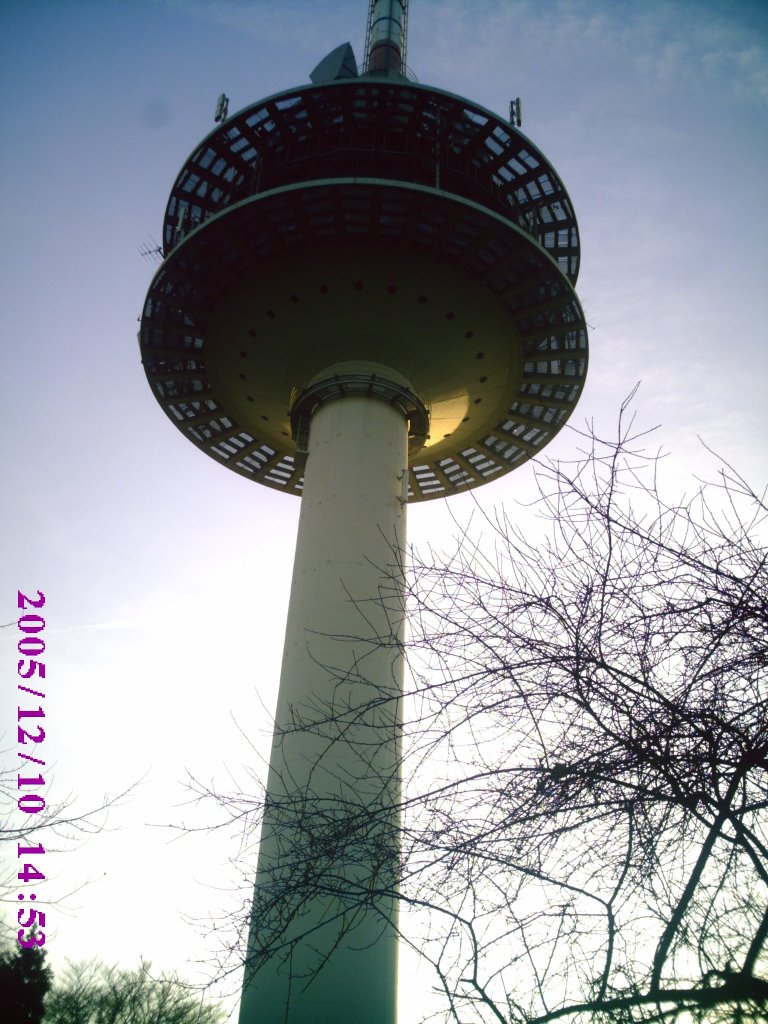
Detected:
left=139, top=2, right=588, bottom=1021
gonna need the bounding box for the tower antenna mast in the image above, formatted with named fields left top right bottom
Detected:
left=364, top=0, right=408, bottom=75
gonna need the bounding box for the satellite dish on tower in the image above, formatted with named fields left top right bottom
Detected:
left=310, top=42, right=359, bottom=84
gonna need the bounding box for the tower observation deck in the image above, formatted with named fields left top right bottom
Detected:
left=140, top=3, right=587, bottom=1021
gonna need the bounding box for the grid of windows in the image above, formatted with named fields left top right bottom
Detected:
left=162, top=79, right=580, bottom=283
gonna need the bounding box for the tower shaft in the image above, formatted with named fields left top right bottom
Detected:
left=239, top=367, right=410, bottom=1023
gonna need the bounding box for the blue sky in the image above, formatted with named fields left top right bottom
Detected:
left=2, top=1, right=767, bottom=1020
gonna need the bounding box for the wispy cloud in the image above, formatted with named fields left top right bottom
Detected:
left=151, top=0, right=359, bottom=52
left=416, top=0, right=768, bottom=108
left=601, top=0, right=768, bottom=105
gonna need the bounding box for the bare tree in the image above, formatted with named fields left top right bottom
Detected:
left=390, top=397, right=768, bottom=1022
left=41, top=957, right=226, bottom=1024
left=3, top=616, right=137, bottom=907
left=189, top=396, right=767, bottom=1023
left=1, top=759, right=137, bottom=933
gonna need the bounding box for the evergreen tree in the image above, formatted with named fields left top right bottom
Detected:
left=0, top=935, right=52, bottom=1024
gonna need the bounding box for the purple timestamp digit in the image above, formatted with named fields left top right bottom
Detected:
left=16, top=589, right=48, bottom=950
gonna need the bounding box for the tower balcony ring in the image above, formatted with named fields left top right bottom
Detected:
left=289, top=371, right=430, bottom=458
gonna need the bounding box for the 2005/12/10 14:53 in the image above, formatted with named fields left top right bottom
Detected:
left=17, top=588, right=48, bottom=950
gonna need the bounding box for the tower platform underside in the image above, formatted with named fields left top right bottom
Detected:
left=141, top=180, right=587, bottom=501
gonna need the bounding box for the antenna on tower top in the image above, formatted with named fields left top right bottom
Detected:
left=138, top=237, right=163, bottom=263
left=364, top=0, right=408, bottom=76
left=214, top=93, right=229, bottom=123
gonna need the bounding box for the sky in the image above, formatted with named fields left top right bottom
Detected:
left=1, top=0, right=767, bottom=1020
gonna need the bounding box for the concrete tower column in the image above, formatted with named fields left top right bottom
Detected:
left=238, top=362, right=419, bottom=1024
